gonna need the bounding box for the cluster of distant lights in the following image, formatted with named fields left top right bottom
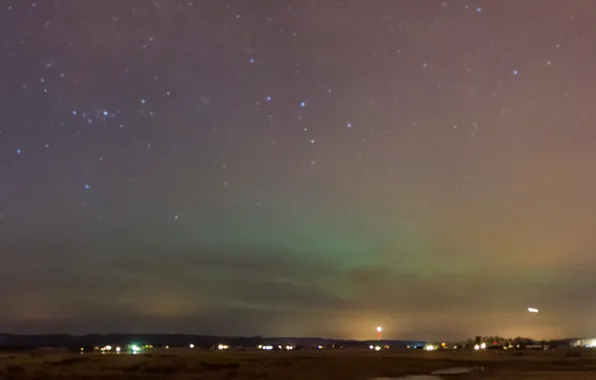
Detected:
left=258, top=345, right=294, bottom=351
left=85, top=315, right=554, bottom=356
left=83, top=344, right=148, bottom=354
left=473, top=342, right=488, bottom=351
left=369, top=345, right=390, bottom=351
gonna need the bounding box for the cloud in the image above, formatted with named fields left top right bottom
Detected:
left=3, top=237, right=596, bottom=339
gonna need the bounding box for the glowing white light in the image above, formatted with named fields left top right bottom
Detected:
left=480, top=343, right=486, bottom=349
left=189, top=344, right=195, bottom=348
left=374, top=346, right=381, bottom=351
left=285, top=345, right=293, bottom=350
left=105, top=345, right=112, bottom=351
left=115, top=346, right=121, bottom=353
left=528, top=307, right=539, bottom=313
left=131, top=345, right=140, bottom=352
left=376, top=326, right=383, bottom=332
left=369, top=345, right=374, bottom=350
left=424, top=345, right=434, bottom=351
left=474, top=344, right=480, bottom=351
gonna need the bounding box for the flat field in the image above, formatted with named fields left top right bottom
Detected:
left=2, top=347, right=596, bottom=379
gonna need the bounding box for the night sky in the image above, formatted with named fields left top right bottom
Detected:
left=2, top=0, right=596, bottom=341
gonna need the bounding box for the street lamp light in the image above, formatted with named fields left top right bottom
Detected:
left=376, top=326, right=382, bottom=341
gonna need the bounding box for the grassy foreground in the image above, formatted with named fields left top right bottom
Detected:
left=2, top=348, right=596, bottom=379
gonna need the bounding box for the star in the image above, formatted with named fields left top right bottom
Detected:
left=84, top=184, right=90, bottom=189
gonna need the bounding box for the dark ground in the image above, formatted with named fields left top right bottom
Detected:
left=2, top=347, right=596, bottom=379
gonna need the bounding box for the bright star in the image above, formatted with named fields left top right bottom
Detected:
left=266, top=96, right=271, bottom=101
left=300, top=101, right=306, bottom=107
left=72, top=110, right=77, bottom=115
left=477, top=7, right=482, bottom=12
left=513, top=69, right=519, bottom=75
left=103, top=110, right=108, bottom=116
left=84, top=184, right=90, bottom=189
left=16, top=149, right=21, bottom=154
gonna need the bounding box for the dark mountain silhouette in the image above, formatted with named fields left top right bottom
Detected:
left=0, top=334, right=422, bottom=349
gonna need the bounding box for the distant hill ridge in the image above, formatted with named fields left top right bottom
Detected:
left=0, top=333, right=422, bottom=348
